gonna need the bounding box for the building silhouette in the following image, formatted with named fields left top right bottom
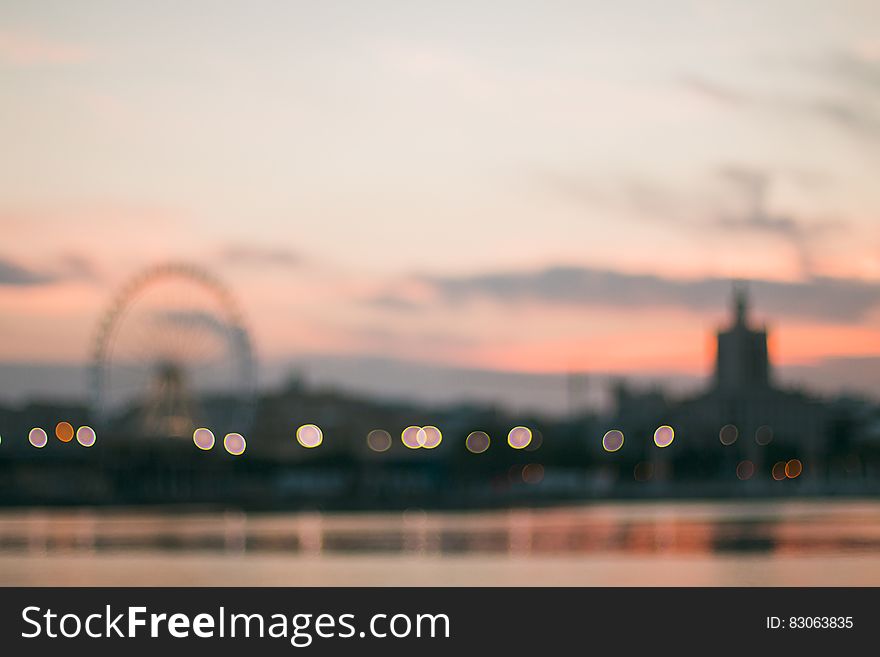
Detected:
left=715, top=284, right=771, bottom=392
left=611, top=284, right=829, bottom=467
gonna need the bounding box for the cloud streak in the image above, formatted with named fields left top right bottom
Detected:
left=678, top=75, right=748, bottom=105
left=537, top=165, right=841, bottom=277
left=0, top=255, right=100, bottom=287
left=821, top=51, right=880, bottom=94
left=363, top=293, right=422, bottom=312
left=412, top=266, right=880, bottom=323
left=712, top=165, right=843, bottom=274
left=680, top=51, right=880, bottom=141
left=220, top=245, right=301, bottom=269
left=0, top=257, right=57, bottom=286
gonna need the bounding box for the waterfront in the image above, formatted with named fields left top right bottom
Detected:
left=1, top=500, right=878, bottom=586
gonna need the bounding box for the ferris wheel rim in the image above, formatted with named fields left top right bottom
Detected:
left=89, top=261, right=257, bottom=430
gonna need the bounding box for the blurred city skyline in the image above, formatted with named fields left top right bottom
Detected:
left=2, top=1, right=879, bottom=409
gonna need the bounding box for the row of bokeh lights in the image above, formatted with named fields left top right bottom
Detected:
left=601, top=423, right=782, bottom=453
left=23, top=423, right=97, bottom=448
left=193, top=428, right=247, bottom=455
left=601, top=425, right=675, bottom=452
left=192, top=422, right=792, bottom=460
left=627, top=458, right=803, bottom=483
left=14, top=421, right=804, bottom=483
left=191, top=425, right=537, bottom=455
left=200, top=419, right=799, bottom=484
left=602, top=425, right=803, bottom=481
left=193, top=425, right=328, bottom=455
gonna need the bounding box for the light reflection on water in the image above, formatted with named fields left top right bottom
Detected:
left=1, top=500, right=879, bottom=557
left=3, top=501, right=880, bottom=585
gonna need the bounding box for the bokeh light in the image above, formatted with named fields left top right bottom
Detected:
left=224, top=432, right=246, bottom=455
left=653, top=425, right=675, bottom=448
left=507, top=426, right=532, bottom=449
left=602, top=429, right=625, bottom=452
left=418, top=425, right=442, bottom=449
left=55, top=421, right=74, bottom=443
left=193, top=427, right=215, bottom=450
left=736, top=460, right=755, bottom=480
left=465, top=431, right=490, bottom=454
left=755, top=425, right=774, bottom=446
left=401, top=426, right=422, bottom=449
left=76, top=426, right=96, bottom=447
left=719, top=424, right=738, bottom=446
left=785, top=459, right=803, bottom=479
left=522, top=463, right=545, bottom=484
left=367, top=429, right=392, bottom=453
left=296, top=424, right=323, bottom=448
left=771, top=461, right=786, bottom=481
left=28, top=427, right=48, bottom=448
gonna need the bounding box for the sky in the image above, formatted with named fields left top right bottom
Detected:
left=1, top=1, right=879, bottom=409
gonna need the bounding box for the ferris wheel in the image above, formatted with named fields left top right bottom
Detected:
left=90, top=262, right=257, bottom=439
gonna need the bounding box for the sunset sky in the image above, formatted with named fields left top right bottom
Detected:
left=1, top=1, right=879, bottom=408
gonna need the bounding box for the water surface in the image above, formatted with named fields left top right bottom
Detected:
left=1, top=500, right=878, bottom=586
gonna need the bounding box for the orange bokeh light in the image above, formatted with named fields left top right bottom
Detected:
left=55, top=421, right=74, bottom=443
left=785, top=459, right=803, bottom=479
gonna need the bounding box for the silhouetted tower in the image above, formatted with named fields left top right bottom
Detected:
left=714, top=284, right=771, bottom=392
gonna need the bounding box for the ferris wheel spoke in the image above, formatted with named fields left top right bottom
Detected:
left=175, top=306, right=227, bottom=366
left=92, top=263, right=256, bottom=438
left=119, top=309, right=167, bottom=362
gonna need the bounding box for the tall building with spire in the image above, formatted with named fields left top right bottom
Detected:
left=609, top=282, right=828, bottom=463
left=714, top=285, right=771, bottom=392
